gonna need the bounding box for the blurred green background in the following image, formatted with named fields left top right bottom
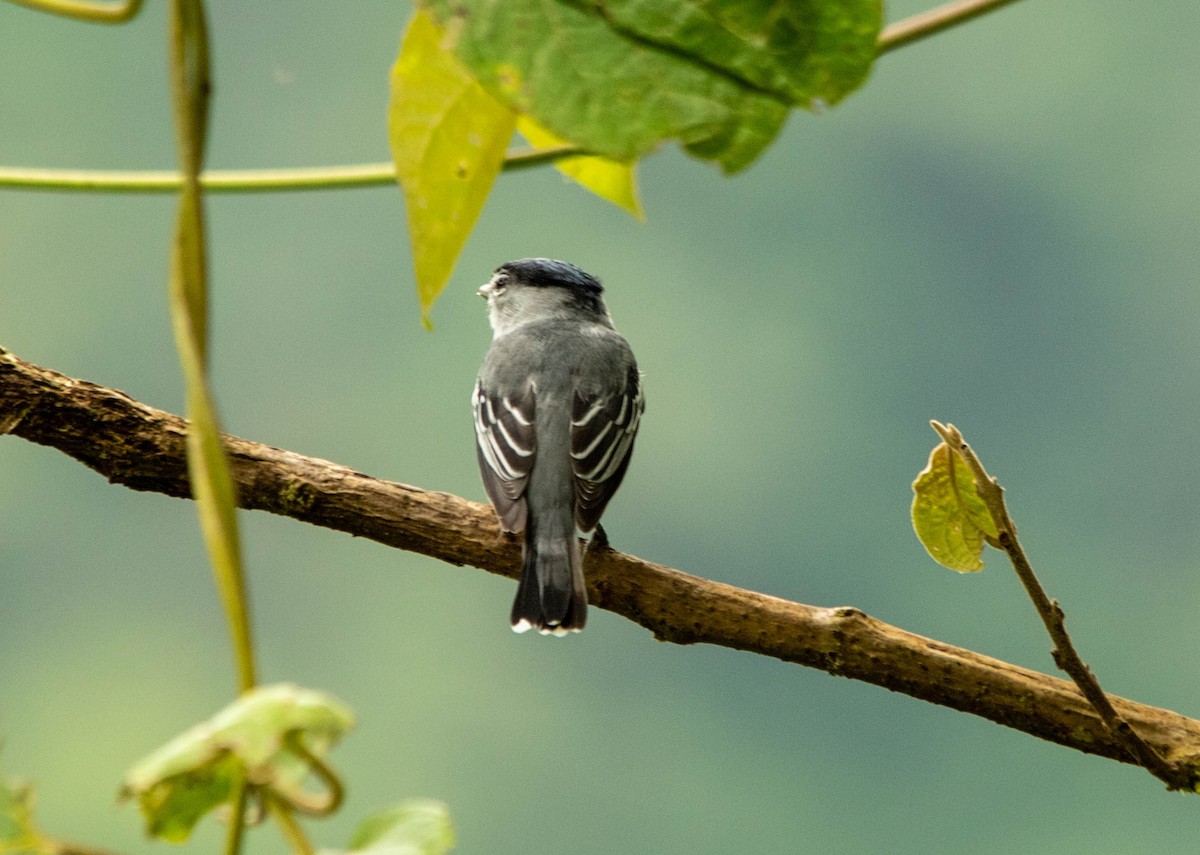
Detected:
left=4, top=1, right=1200, bottom=852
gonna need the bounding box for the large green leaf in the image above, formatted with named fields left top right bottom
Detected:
left=389, top=8, right=518, bottom=325
left=577, top=0, right=880, bottom=106
left=424, top=0, right=880, bottom=173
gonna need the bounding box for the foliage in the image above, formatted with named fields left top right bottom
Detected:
left=390, top=0, right=880, bottom=316
left=388, top=8, right=517, bottom=329
left=911, top=436, right=1000, bottom=572
left=0, top=776, right=46, bottom=855
left=12, top=1, right=1172, bottom=854
left=329, top=801, right=455, bottom=855
left=120, top=685, right=354, bottom=843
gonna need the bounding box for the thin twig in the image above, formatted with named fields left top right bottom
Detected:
left=878, top=0, right=1025, bottom=55
left=929, top=421, right=1193, bottom=790
left=1000, top=527, right=1189, bottom=787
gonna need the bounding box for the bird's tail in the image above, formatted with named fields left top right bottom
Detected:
left=511, top=513, right=586, bottom=635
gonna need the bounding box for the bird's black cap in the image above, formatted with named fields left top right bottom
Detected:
left=497, top=258, right=604, bottom=295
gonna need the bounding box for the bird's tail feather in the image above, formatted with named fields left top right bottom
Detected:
left=511, top=515, right=586, bottom=635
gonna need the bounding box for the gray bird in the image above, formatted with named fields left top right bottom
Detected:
left=473, top=259, right=644, bottom=635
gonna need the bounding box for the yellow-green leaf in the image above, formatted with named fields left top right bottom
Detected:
left=388, top=9, right=517, bottom=326
left=516, top=116, right=644, bottom=220
left=0, top=775, right=47, bottom=855
left=911, top=441, right=1000, bottom=572
left=338, top=801, right=455, bottom=855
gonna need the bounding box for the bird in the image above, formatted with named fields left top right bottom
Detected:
left=472, top=258, right=644, bottom=635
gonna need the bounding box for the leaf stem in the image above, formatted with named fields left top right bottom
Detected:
left=167, top=0, right=258, bottom=696
left=878, top=0, right=1026, bottom=55
left=0, top=146, right=586, bottom=194
left=3, top=0, right=143, bottom=23
left=223, top=778, right=250, bottom=855
left=929, top=421, right=1193, bottom=790
left=267, top=796, right=316, bottom=855
left=274, top=732, right=345, bottom=817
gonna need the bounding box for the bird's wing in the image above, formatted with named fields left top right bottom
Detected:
left=571, top=364, right=644, bottom=534
left=473, top=378, right=536, bottom=532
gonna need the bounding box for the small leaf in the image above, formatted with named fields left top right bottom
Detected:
left=121, top=684, right=354, bottom=842
left=388, top=8, right=518, bottom=326
left=516, top=116, right=644, bottom=220
left=333, top=801, right=455, bottom=855
left=912, top=441, right=1000, bottom=572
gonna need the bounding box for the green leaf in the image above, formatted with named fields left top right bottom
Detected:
left=911, top=441, right=1000, bottom=572
left=389, top=8, right=518, bottom=326
left=121, top=684, right=355, bottom=843
left=516, top=116, right=644, bottom=220
left=0, top=776, right=46, bottom=855
left=424, top=0, right=880, bottom=173
left=332, top=801, right=455, bottom=855
left=581, top=0, right=881, bottom=107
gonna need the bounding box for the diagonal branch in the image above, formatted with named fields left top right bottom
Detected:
left=3, top=343, right=1200, bottom=786
left=930, top=421, right=1191, bottom=789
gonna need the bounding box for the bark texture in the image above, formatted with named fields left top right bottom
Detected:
left=3, top=345, right=1199, bottom=783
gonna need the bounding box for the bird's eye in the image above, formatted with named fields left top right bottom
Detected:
left=491, top=272, right=510, bottom=294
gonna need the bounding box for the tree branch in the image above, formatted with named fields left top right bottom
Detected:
left=930, top=420, right=1191, bottom=789
left=3, top=344, right=1200, bottom=786
left=877, top=0, right=1025, bottom=55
